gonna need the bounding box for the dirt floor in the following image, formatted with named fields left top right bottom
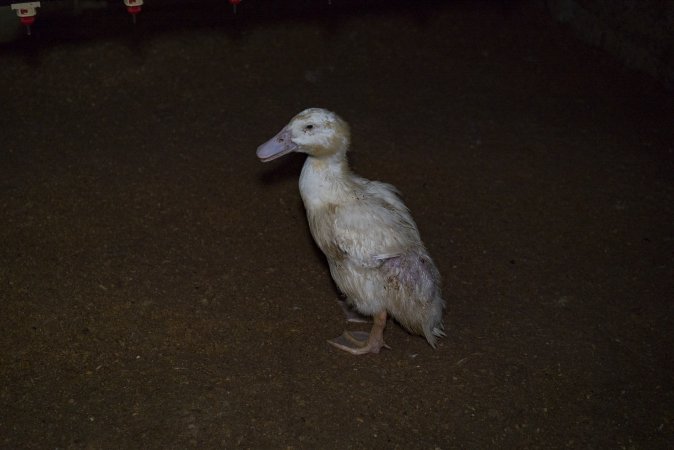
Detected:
left=1, top=1, right=673, bottom=448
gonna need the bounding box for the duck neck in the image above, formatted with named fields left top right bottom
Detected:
left=299, top=152, right=353, bottom=210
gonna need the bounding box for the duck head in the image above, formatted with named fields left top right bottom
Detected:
left=257, top=108, right=351, bottom=162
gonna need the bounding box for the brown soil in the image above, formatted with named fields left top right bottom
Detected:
left=1, top=1, right=672, bottom=448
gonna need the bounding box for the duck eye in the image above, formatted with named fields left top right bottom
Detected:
left=305, top=124, right=314, bottom=130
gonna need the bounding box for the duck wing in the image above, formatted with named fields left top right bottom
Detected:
left=332, top=185, right=421, bottom=269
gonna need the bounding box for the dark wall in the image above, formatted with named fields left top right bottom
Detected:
left=545, top=0, right=674, bottom=89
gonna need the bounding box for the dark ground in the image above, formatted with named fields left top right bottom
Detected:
left=1, top=1, right=673, bottom=448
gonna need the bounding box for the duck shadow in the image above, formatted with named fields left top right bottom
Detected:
left=257, top=153, right=306, bottom=185
left=255, top=153, right=345, bottom=302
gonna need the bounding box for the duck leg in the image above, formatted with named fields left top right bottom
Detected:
left=328, top=310, right=390, bottom=355
left=336, top=297, right=370, bottom=323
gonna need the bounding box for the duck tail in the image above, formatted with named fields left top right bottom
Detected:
left=423, top=311, right=446, bottom=348
left=383, top=251, right=446, bottom=348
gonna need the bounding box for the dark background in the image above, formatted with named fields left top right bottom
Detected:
left=1, top=1, right=672, bottom=448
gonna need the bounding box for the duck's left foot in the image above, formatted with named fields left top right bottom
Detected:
left=328, top=310, right=389, bottom=355
left=336, top=298, right=370, bottom=323
left=328, top=331, right=390, bottom=355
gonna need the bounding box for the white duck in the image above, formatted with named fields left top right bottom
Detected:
left=257, top=108, right=445, bottom=354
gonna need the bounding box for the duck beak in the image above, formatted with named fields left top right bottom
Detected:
left=257, top=127, right=298, bottom=162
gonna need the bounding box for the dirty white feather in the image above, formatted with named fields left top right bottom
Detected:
left=257, top=108, right=445, bottom=353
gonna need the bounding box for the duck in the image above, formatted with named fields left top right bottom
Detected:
left=257, top=108, right=445, bottom=354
